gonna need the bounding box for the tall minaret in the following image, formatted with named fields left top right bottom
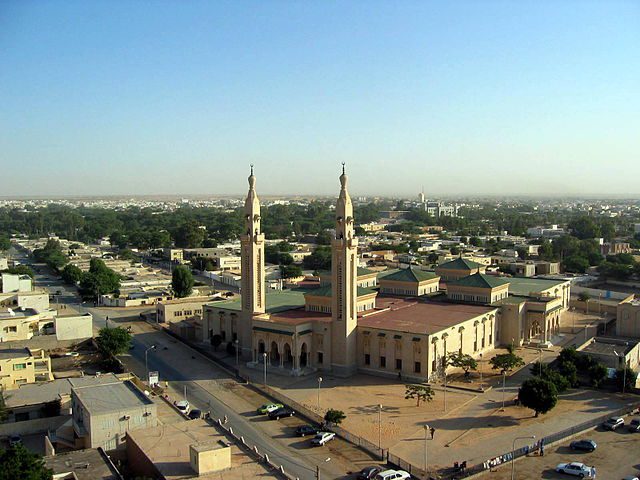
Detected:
left=240, top=164, right=265, bottom=319
left=330, top=164, right=359, bottom=376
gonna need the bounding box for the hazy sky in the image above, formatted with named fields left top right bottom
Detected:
left=1, top=1, right=639, bottom=198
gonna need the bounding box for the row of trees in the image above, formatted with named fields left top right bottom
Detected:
left=60, top=258, right=121, bottom=300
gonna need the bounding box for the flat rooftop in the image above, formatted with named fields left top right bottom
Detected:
left=0, top=307, right=39, bottom=319
left=4, top=374, right=120, bottom=408
left=73, top=380, right=154, bottom=414
left=206, top=288, right=308, bottom=314
left=580, top=337, right=637, bottom=357
left=505, top=277, right=568, bottom=296
left=45, top=448, right=121, bottom=480
left=127, top=420, right=277, bottom=479
left=358, top=297, right=495, bottom=335
left=0, top=346, right=31, bottom=360
left=263, top=308, right=332, bottom=326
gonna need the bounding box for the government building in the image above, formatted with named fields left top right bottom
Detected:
left=202, top=168, right=570, bottom=381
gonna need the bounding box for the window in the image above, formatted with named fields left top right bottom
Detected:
left=173, top=311, right=181, bottom=317
left=414, top=361, right=421, bottom=373
left=13, top=363, right=26, bottom=371
left=317, top=352, right=324, bottom=364
left=364, top=354, right=370, bottom=365
left=4, top=326, right=17, bottom=333
left=395, top=359, right=402, bottom=370
left=380, top=356, right=386, bottom=368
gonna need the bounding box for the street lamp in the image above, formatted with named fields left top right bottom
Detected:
left=145, top=345, right=157, bottom=381
left=613, top=347, right=629, bottom=394
left=235, top=339, right=239, bottom=366
left=479, top=353, right=483, bottom=388
left=262, top=352, right=267, bottom=387
left=538, top=349, right=543, bottom=376
left=511, top=435, right=535, bottom=480
left=423, top=424, right=430, bottom=479
left=501, top=370, right=507, bottom=411
left=317, top=377, right=323, bottom=410
left=378, top=404, right=383, bottom=456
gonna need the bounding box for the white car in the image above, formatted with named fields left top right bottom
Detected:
left=555, top=462, right=594, bottom=478
left=310, top=432, right=336, bottom=446
left=373, top=470, right=411, bottom=480
left=174, top=400, right=190, bottom=414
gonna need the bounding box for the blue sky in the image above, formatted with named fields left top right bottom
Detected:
left=1, top=1, right=638, bottom=197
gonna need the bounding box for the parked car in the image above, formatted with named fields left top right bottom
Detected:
left=373, top=469, right=411, bottom=480
left=603, top=416, right=624, bottom=430
left=295, top=425, right=318, bottom=437
left=8, top=434, right=22, bottom=447
left=188, top=409, right=202, bottom=420
left=622, top=476, right=639, bottom=480
left=358, top=466, right=382, bottom=479
left=555, top=462, right=595, bottom=478
left=257, top=403, right=283, bottom=414
left=269, top=407, right=295, bottom=420
left=311, top=432, right=336, bottom=446
left=628, top=418, right=640, bottom=432
left=569, top=440, right=597, bottom=452
left=174, top=400, right=190, bottom=414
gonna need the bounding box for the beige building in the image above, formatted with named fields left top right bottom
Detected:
left=155, top=296, right=209, bottom=324
left=126, top=420, right=278, bottom=480
left=0, top=344, right=53, bottom=390
left=72, top=380, right=157, bottom=450
left=436, top=258, right=486, bottom=282
left=1, top=273, right=32, bottom=293
left=201, top=168, right=526, bottom=382
left=378, top=268, right=440, bottom=296
left=617, top=298, right=640, bottom=338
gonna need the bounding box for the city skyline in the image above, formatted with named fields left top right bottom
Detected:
left=1, top=1, right=639, bottom=197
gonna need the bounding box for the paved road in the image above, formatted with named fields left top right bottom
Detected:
left=122, top=325, right=361, bottom=480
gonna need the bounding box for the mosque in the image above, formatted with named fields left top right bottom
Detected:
left=202, top=167, right=570, bottom=380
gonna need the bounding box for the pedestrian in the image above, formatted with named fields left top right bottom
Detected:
left=430, top=426, right=435, bottom=439
left=224, top=415, right=228, bottom=424
left=591, top=466, right=596, bottom=479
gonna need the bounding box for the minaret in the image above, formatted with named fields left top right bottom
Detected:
left=330, top=164, right=359, bottom=376
left=239, top=166, right=265, bottom=354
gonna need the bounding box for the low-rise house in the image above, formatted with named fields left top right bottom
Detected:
left=45, top=448, right=123, bottom=480
left=1, top=272, right=32, bottom=293
left=72, top=380, right=157, bottom=450
left=155, top=296, right=209, bottom=324
left=577, top=337, right=640, bottom=387
left=0, top=344, right=53, bottom=390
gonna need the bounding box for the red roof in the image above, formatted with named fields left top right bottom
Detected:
left=357, top=297, right=494, bottom=335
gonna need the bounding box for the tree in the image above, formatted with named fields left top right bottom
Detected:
left=61, top=264, right=83, bottom=285
left=446, top=352, right=478, bottom=377
left=0, top=443, right=53, bottom=480
left=0, top=236, right=10, bottom=251
left=577, top=292, right=590, bottom=302
left=489, top=352, right=524, bottom=374
left=0, top=389, right=7, bottom=422
left=210, top=334, right=222, bottom=351
left=404, top=384, right=435, bottom=407
left=557, top=360, right=579, bottom=388
left=172, top=265, right=194, bottom=298
left=518, top=378, right=558, bottom=417
left=615, top=366, right=638, bottom=392
left=529, top=361, right=551, bottom=378
left=324, top=409, right=346, bottom=426
left=588, top=362, right=608, bottom=388
left=95, top=327, right=132, bottom=357
left=563, top=255, right=589, bottom=273
left=280, top=264, right=302, bottom=279
left=173, top=221, right=205, bottom=248
left=558, top=347, right=580, bottom=365
left=78, top=259, right=121, bottom=300
left=303, top=246, right=332, bottom=271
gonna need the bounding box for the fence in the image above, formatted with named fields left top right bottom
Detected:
left=387, top=403, right=638, bottom=480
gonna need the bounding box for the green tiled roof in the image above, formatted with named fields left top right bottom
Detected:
left=304, top=285, right=377, bottom=298
left=206, top=289, right=307, bottom=314
left=437, top=258, right=483, bottom=270
left=449, top=273, right=509, bottom=289
left=380, top=267, right=438, bottom=284
left=504, top=277, right=567, bottom=297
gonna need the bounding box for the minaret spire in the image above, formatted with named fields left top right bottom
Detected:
left=240, top=165, right=265, bottom=320
left=331, top=164, right=358, bottom=376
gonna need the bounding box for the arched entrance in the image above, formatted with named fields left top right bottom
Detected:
left=270, top=341, right=280, bottom=365
left=283, top=343, right=293, bottom=368
left=299, top=343, right=308, bottom=368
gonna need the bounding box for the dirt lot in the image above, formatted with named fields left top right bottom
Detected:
left=487, top=418, right=640, bottom=479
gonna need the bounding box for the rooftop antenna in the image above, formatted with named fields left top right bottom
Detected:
left=250, top=164, right=254, bottom=175
left=342, top=162, right=345, bottom=174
